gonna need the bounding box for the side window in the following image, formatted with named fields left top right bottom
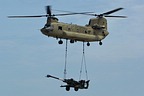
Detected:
left=89, top=20, right=91, bottom=25
left=77, top=29, right=79, bottom=32
left=68, top=28, right=71, bottom=31
left=88, top=30, right=91, bottom=34
left=58, top=26, right=62, bottom=30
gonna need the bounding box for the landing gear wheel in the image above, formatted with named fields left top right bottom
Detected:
left=66, top=86, right=70, bottom=91
left=99, top=41, right=102, bottom=45
left=70, top=40, right=74, bottom=43
left=58, top=40, right=63, bottom=44
left=74, top=87, right=79, bottom=91
left=87, top=42, right=90, bottom=46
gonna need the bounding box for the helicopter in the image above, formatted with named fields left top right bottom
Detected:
left=8, top=6, right=126, bottom=46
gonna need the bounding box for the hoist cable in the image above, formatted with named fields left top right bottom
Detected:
left=79, top=42, right=89, bottom=80
left=84, top=52, right=88, bottom=80
left=64, top=39, right=68, bottom=79
left=79, top=55, right=83, bottom=80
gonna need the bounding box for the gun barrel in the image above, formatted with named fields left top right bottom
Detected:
left=46, top=74, right=64, bottom=81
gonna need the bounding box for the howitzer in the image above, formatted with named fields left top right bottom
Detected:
left=46, top=74, right=90, bottom=91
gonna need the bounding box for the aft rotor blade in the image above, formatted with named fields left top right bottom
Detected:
left=53, top=12, right=94, bottom=16
left=76, top=8, right=126, bottom=18
left=103, top=8, right=124, bottom=15
left=8, top=15, right=48, bottom=18
left=105, top=15, right=127, bottom=18
left=73, top=13, right=98, bottom=16
left=53, top=9, right=94, bottom=14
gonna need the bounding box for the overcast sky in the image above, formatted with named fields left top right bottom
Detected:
left=0, top=0, right=144, bottom=96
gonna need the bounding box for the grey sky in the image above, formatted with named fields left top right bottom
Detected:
left=0, top=0, right=144, bottom=96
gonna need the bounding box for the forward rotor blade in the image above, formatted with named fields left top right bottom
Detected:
left=8, top=12, right=93, bottom=18
left=46, top=6, right=51, bottom=16
left=103, top=8, right=124, bottom=15
left=105, top=15, right=127, bottom=18
left=8, top=15, right=48, bottom=18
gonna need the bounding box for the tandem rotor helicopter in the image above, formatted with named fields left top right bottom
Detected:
left=8, top=6, right=126, bottom=46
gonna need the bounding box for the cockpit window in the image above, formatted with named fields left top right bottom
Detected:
left=58, top=26, right=62, bottom=30
left=88, top=20, right=91, bottom=25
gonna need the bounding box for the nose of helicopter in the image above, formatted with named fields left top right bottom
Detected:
left=41, top=26, right=54, bottom=35
left=104, top=30, right=109, bottom=36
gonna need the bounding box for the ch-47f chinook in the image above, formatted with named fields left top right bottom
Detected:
left=8, top=6, right=126, bottom=46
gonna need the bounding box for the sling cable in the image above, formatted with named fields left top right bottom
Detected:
left=46, top=40, right=90, bottom=91
left=62, top=40, right=90, bottom=91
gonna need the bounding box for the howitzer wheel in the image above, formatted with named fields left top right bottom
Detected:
left=74, top=87, right=79, bottom=91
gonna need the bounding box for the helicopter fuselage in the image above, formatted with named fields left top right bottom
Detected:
left=41, top=18, right=109, bottom=44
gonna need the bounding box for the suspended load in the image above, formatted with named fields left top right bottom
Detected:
left=46, top=74, right=90, bottom=91
left=46, top=40, right=90, bottom=91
